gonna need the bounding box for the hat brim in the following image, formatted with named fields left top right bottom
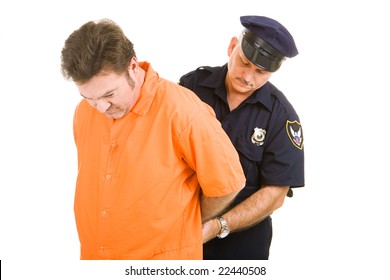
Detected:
left=241, top=29, right=285, bottom=72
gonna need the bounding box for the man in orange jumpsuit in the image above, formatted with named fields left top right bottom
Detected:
left=60, top=19, right=245, bottom=260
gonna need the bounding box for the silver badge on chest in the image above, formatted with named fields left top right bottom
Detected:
left=251, top=127, right=266, bottom=146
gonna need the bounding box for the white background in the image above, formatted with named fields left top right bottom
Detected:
left=1, top=0, right=389, bottom=279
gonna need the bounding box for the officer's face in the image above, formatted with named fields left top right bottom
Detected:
left=227, top=37, right=272, bottom=94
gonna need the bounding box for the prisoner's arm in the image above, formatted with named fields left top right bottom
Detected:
left=200, top=189, right=241, bottom=224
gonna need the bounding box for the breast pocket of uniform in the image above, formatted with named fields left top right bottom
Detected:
left=234, top=138, right=264, bottom=182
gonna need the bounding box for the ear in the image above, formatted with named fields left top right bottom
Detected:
left=127, top=56, right=139, bottom=74
left=227, top=37, right=239, bottom=57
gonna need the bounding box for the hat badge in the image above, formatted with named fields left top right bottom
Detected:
left=251, top=127, right=266, bottom=146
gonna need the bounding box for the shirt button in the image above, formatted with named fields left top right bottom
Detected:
left=106, top=174, right=111, bottom=180
left=111, top=140, right=117, bottom=146
left=101, top=210, right=107, bottom=216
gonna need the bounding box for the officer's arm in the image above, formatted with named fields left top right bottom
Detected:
left=202, top=185, right=288, bottom=242
left=200, top=189, right=241, bottom=224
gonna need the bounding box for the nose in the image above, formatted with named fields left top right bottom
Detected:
left=95, top=99, right=111, bottom=113
left=242, top=67, right=256, bottom=82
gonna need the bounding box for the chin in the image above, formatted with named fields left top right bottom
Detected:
left=105, top=112, right=124, bottom=119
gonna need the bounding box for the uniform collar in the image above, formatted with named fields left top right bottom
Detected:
left=199, top=64, right=273, bottom=111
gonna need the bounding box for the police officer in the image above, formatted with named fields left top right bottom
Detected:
left=179, top=15, right=305, bottom=259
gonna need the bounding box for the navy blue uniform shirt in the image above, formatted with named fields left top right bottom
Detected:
left=180, top=64, right=304, bottom=200
left=179, top=64, right=305, bottom=259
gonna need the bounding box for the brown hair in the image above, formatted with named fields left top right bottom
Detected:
left=61, top=19, right=135, bottom=84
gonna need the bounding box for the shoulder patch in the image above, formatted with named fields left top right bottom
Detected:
left=286, top=120, right=303, bottom=150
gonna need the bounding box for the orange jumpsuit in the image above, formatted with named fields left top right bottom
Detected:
left=73, top=62, right=245, bottom=259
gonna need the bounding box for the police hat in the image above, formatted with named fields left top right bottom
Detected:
left=240, top=15, right=298, bottom=72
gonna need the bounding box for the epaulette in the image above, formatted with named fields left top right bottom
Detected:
left=196, top=66, right=214, bottom=73
left=178, top=66, right=215, bottom=85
